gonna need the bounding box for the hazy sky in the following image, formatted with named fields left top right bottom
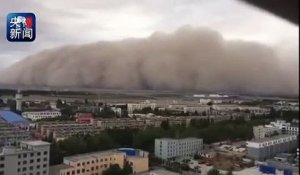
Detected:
left=0, top=0, right=298, bottom=70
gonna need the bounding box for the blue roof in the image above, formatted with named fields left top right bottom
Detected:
left=0, top=110, right=29, bottom=125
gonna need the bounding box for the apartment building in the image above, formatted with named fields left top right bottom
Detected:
left=270, top=120, right=299, bottom=135
left=183, top=105, right=210, bottom=114
left=50, top=149, right=149, bottom=175
left=96, top=118, right=146, bottom=129
left=154, top=138, right=203, bottom=160
left=22, top=111, right=62, bottom=121
left=0, top=140, right=50, bottom=175
left=253, top=125, right=282, bottom=139
left=0, top=118, right=30, bottom=146
left=247, top=134, right=298, bottom=161
left=38, top=122, right=97, bottom=137
left=127, top=101, right=156, bottom=114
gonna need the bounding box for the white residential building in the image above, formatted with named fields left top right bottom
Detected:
left=183, top=106, right=210, bottom=114
left=0, top=140, right=50, bottom=175
left=253, top=120, right=299, bottom=139
left=199, top=99, right=212, bottom=105
left=247, top=134, right=298, bottom=161
left=270, top=120, right=299, bottom=135
left=154, top=138, right=203, bottom=160
left=127, top=100, right=156, bottom=114
left=22, top=111, right=62, bottom=121
left=253, top=125, right=282, bottom=139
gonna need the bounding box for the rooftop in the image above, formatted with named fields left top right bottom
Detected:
left=22, top=140, right=51, bottom=146
left=0, top=110, right=29, bottom=124
left=249, top=134, right=296, bottom=143
left=156, top=137, right=201, bottom=141
left=64, top=150, right=125, bottom=162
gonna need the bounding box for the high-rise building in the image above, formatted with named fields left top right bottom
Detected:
left=154, top=138, right=203, bottom=160
left=0, top=140, right=51, bottom=175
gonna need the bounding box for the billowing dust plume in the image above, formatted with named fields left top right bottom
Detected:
left=0, top=26, right=298, bottom=96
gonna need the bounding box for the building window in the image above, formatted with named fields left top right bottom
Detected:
left=44, top=151, right=48, bottom=155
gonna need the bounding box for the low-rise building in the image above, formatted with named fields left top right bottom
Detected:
left=253, top=125, right=282, bottom=139
left=183, top=105, right=210, bottom=114
left=270, top=120, right=299, bottom=135
left=0, top=140, right=50, bottom=175
left=127, top=100, right=156, bottom=114
left=50, top=149, right=149, bottom=175
left=155, top=138, right=203, bottom=160
left=22, top=110, right=62, bottom=121
left=247, top=134, right=298, bottom=161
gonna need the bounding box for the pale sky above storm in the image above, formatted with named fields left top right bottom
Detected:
left=0, top=0, right=298, bottom=69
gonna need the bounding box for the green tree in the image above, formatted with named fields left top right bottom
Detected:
left=161, top=120, right=170, bottom=130
left=123, top=161, right=133, bottom=174
left=56, top=99, right=64, bottom=108
left=207, top=167, right=221, bottom=175
left=225, top=171, right=234, bottom=175
left=102, top=164, right=124, bottom=175
left=207, top=102, right=213, bottom=106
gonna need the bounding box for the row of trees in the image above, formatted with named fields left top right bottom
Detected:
left=49, top=117, right=265, bottom=165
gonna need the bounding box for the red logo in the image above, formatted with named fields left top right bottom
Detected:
left=26, top=17, right=32, bottom=28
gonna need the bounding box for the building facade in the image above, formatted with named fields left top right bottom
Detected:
left=127, top=101, right=156, bottom=114
left=253, top=125, right=282, bottom=139
left=0, top=140, right=50, bottom=175
left=50, top=149, right=148, bottom=175
left=270, top=120, right=299, bottom=135
left=154, top=138, right=203, bottom=160
left=247, top=134, right=298, bottom=161
left=22, top=111, right=62, bottom=121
